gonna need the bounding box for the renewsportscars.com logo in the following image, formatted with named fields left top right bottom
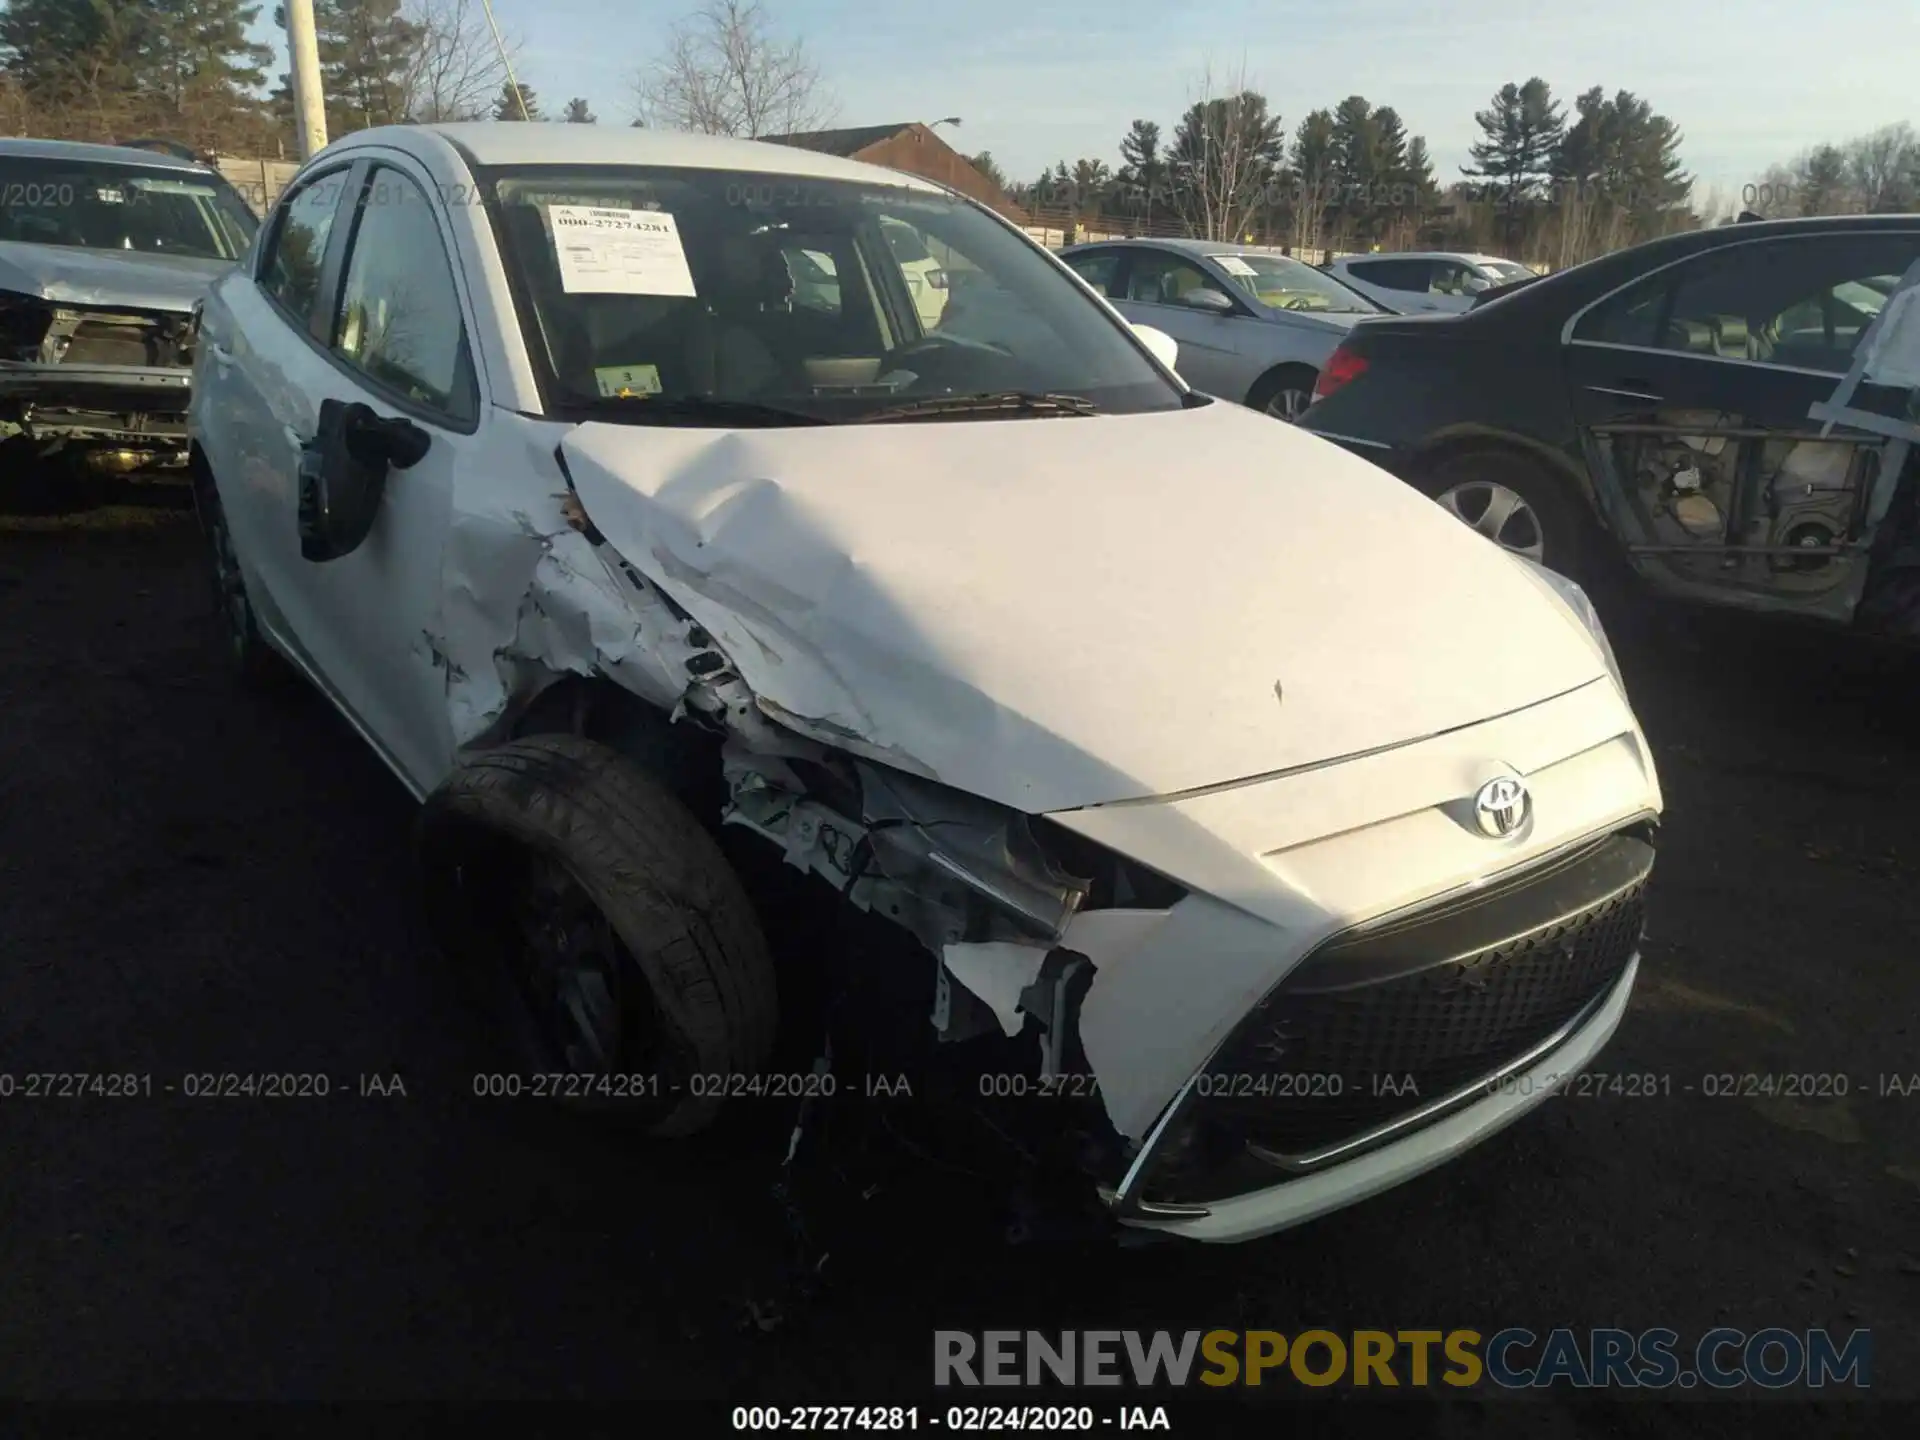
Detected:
left=933, top=1328, right=1872, bottom=1390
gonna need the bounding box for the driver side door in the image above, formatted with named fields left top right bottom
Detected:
left=1111, top=249, right=1249, bottom=395
left=249, top=158, right=485, bottom=793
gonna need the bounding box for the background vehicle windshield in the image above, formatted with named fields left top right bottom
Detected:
left=481, top=164, right=1184, bottom=421
left=0, top=156, right=257, bottom=260
left=1216, top=253, right=1381, bottom=314
left=1480, top=260, right=1534, bottom=283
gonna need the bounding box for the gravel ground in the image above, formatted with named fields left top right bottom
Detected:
left=0, top=511, right=1915, bottom=1432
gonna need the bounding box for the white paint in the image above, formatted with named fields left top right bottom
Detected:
left=191, top=119, right=1663, bottom=1200
left=1861, top=285, right=1920, bottom=390
left=549, top=206, right=697, bottom=296
left=940, top=941, right=1049, bottom=1038
left=560, top=398, right=1608, bottom=814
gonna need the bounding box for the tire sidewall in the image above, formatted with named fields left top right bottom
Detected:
left=418, top=736, right=777, bottom=1138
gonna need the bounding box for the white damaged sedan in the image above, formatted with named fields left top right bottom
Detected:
left=189, top=123, right=1662, bottom=1243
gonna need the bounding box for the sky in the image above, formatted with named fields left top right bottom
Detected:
left=267, top=0, right=1918, bottom=203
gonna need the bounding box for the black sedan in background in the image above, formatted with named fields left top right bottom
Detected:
left=1299, top=214, right=1920, bottom=637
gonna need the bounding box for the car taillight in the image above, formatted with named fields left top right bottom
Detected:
left=1313, top=345, right=1368, bottom=401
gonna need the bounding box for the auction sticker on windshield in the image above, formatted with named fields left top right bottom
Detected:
left=594, top=363, right=662, bottom=398
left=549, top=205, right=697, bottom=296
left=1217, top=256, right=1256, bottom=276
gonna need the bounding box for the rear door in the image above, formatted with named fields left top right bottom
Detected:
left=1565, top=228, right=1920, bottom=617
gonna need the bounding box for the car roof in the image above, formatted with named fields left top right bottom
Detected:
left=324, top=122, right=949, bottom=195
left=1059, top=237, right=1313, bottom=260
left=1332, top=251, right=1495, bottom=265
left=0, top=136, right=213, bottom=172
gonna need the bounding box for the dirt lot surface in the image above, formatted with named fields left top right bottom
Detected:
left=1, top=508, right=1915, bottom=1432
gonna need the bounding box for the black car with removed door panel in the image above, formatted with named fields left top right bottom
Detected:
left=1299, top=214, right=1920, bottom=637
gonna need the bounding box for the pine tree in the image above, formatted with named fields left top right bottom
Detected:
left=1116, top=119, right=1164, bottom=220
left=562, top=96, right=595, bottom=123
left=493, top=78, right=539, bottom=120
left=1326, top=95, right=1378, bottom=244
left=314, top=0, right=425, bottom=134
left=147, top=0, right=274, bottom=145
left=1462, top=77, right=1564, bottom=253
left=1287, top=108, right=1338, bottom=251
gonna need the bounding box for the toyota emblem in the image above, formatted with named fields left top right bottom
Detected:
left=1472, top=776, right=1530, bottom=838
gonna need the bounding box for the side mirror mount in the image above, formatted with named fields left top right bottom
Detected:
left=1130, top=322, right=1179, bottom=372
left=1179, top=287, right=1236, bottom=314
left=297, top=400, right=430, bottom=562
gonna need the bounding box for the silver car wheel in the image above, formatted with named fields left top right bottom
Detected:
left=1434, top=480, right=1546, bottom=562
left=1265, top=387, right=1313, bottom=423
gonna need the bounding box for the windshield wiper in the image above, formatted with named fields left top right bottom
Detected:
left=565, top=393, right=829, bottom=427
left=852, top=391, right=1100, bottom=422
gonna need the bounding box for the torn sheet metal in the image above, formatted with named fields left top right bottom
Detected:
left=435, top=423, right=717, bottom=747
left=940, top=940, right=1049, bottom=1039
left=556, top=406, right=1609, bottom=814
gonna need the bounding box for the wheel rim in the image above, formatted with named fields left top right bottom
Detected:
left=503, top=854, right=685, bottom=1095
left=1265, top=387, right=1313, bottom=422
left=1434, top=480, right=1547, bottom=562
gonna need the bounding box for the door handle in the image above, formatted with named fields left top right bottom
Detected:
left=205, top=341, right=234, bottom=365
left=1586, top=382, right=1663, bottom=403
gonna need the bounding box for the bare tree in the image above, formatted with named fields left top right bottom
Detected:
left=400, top=0, right=518, bottom=122
left=1167, top=60, right=1284, bottom=242
left=633, top=0, right=836, bottom=137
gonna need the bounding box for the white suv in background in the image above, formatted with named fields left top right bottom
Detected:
left=1324, top=251, right=1537, bottom=313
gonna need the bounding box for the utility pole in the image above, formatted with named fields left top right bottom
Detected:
left=285, top=0, right=329, bottom=161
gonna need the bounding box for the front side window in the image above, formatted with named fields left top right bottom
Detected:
left=262, top=172, right=349, bottom=321
left=1573, top=234, right=1920, bottom=371
left=1215, top=253, right=1380, bottom=314
left=330, top=168, right=475, bottom=421
left=481, top=164, right=1183, bottom=422
left=0, top=154, right=256, bottom=260
left=1062, top=249, right=1125, bottom=297
left=1124, top=250, right=1233, bottom=308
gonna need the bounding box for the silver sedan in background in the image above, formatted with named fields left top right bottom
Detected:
left=1058, top=237, right=1384, bottom=420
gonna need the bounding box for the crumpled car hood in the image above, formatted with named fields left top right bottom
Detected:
left=559, top=400, right=1606, bottom=814
left=0, top=240, right=230, bottom=312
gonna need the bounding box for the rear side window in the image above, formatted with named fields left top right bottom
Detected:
left=261, top=171, right=349, bottom=323
left=1573, top=276, right=1667, bottom=347
left=1347, top=258, right=1432, bottom=291
left=1574, top=233, right=1920, bottom=369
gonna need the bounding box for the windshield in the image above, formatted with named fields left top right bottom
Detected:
left=1214, top=253, right=1381, bottom=314
left=0, top=155, right=257, bottom=260
left=481, top=164, right=1183, bottom=423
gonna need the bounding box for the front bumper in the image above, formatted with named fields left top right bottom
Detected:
left=0, top=363, right=191, bottom=446
left=1098, top=823, right=1651, bottom=1241
left=1118, top=954, right=1638, bottom=1243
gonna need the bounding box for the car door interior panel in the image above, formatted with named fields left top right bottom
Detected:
left=1567, top=231, right=1920, bottom=623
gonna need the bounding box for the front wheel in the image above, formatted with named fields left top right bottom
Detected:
left=417, top=734, right=778, bottom=1137
left=1416, top=451, right=1588, bottom=578
left=191, top=456, right=287, bottom=688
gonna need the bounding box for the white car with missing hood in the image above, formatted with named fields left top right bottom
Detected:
left=189, top=123, right=1661, bottom=1244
